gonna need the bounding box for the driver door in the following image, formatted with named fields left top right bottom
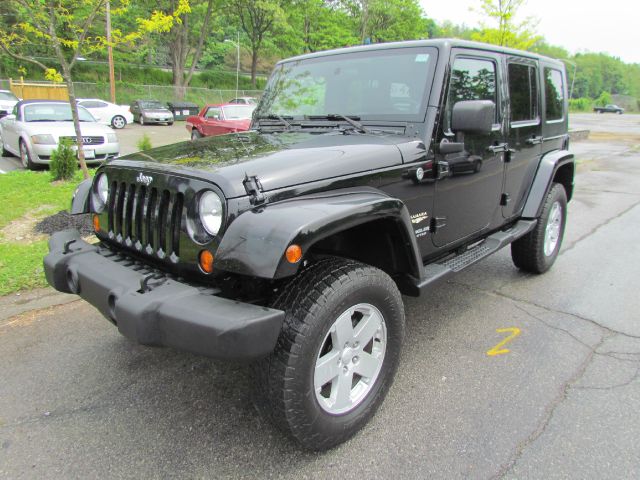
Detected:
left=202, top=107, right=223, bottom=136
left=431, top=49, right=506, bottom=247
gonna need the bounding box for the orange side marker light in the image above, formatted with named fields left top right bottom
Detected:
left=285, top=244, right=302, bottom=264
left=199, top=250, right=215, bottom=273
left=92, top=214, right=100, bottom=232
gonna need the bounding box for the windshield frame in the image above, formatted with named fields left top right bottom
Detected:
left=254, top=46, right=439, bottom=124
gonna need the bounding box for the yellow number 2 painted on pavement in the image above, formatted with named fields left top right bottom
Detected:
left=486, top=327, right=521, bottom=357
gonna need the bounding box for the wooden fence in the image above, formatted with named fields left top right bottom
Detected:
left=9, top=78, right=69, bottom=100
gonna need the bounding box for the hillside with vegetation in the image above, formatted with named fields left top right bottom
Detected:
left=0, top=0, right=638, bottom=110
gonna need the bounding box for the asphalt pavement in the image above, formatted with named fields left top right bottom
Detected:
left=1, top=114, right=640, bottom=479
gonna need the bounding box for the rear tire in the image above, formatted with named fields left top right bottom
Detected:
left=111, top=115, right=126, bottom=129
left=511, top=182, right=567, bottom=273
left=252, top=257, right=405, bottom=451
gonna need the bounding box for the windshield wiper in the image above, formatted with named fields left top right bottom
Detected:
left=306, top=114, right=370, bottom=134
left=256, top=113, right=293, bottom=130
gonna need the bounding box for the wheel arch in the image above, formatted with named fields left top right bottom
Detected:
left=521, top=149, right=574, bottom=219
left=214, top=188, right=424, bottom=294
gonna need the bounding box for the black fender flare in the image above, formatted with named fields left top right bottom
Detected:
left=70, top=179, right=93, bottom=214
left=215, top=188, right=423, bottom=280
left=521, top=149, right=574, bottom=219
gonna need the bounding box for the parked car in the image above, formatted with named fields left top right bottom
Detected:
left=228, top=96, right=257, bottom=105
left=0, top=100, right=119, bottom=169
left=593, top=104, right=624, bottom=114
left=0, top=90, right=20, bottom=118
left=77, top=98, right=134, bottom=129
left=45, top=39, right=574, bottom=450
left=186, top=103, right=255, bottom=139
left=130, top=100, right=174, bottom=125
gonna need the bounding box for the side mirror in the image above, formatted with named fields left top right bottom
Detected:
left=451, top=100, right=495, bottom=135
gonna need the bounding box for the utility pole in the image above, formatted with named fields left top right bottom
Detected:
left=106, top=0, right=116, bottom=103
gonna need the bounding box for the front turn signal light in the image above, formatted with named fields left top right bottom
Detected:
left=285, top=244, right=302, bottom=264
left=92, top=214, right=100, bottom=232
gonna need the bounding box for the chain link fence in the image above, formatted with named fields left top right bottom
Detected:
left=1, top=79, right=262, bottom=107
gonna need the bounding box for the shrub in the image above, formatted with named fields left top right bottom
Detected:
left=569, top=97, right=593, bottom=112
left=136, top=134, right=152, bottom=151
left=50, top=138, right=78, bottom=181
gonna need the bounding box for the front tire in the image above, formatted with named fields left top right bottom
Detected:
left=19, top=140, right=37, bottom=170
left=253, top=257, right=405, bottom=451
left=139, top=116, right=145, bottom=126
left=511, top=182, right=567, bottom=273
left=191, top=129, right=202, bottom=140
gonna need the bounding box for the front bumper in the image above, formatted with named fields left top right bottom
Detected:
left=44, top=230, right=285, bottom=360
left=143, top=115, right=173, bottom=124
left=32, top=142, right=120, bottom=164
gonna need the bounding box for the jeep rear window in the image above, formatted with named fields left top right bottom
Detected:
left=544, top=68, right=564, bottom=121
left=256, top=47, right=437, bottom=122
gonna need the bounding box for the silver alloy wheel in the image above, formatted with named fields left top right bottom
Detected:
left=20, top=142, right=29, bottom=168
left=544, top=201, right=562, bottom=256
left=112, top=115, right=126, bottom=129
left=314, top=303, right=387, bottom=415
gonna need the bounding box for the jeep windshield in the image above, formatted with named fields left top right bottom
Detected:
left=255, top=46, right=437, bottom=125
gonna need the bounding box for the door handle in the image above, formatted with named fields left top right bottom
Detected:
left=487, top=143, right=516, bottom=154
left=526, top=136, right=544, bottom=145
left=436, top=160, right=450, bottom=180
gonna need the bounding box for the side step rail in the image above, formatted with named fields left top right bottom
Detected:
left=413, top=219, right=537, bottom=293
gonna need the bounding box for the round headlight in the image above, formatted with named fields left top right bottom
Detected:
left=96, top=173, right=109, bottom=205
left=199, top=191, right=223, bottom=236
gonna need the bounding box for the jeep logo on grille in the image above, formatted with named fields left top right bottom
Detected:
left=82, top=137, right=93, bottom=144
left=136, top=172, right=153, bottom=186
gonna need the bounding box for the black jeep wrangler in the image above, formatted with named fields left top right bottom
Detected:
left=44, top=39, right=573, bottom=450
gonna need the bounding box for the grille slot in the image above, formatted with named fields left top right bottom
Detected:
left=60, top=135, right=105, bottom=145
left=106, top=181, right=183, bottom=260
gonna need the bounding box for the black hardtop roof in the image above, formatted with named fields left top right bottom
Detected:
left=278, top=39, right=565, bottom=68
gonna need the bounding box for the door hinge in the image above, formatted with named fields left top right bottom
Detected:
left=243, top=174, right=265, bottom=205
left=500, top=193, right=511, bottom=206
left=430, top=216, right=447, bottom=232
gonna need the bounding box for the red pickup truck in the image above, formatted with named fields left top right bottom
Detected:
left=186, top=103, right=255, bottom=140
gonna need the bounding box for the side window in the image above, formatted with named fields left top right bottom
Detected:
left=544, top=68, right=564, bottom=121
left=94, top=101, right=108, bottom=108
left=508, top=63, right=538, bottom=123
left=447, top=57, right=498, bottom=128
left=205, top=107, right=222, bottom=120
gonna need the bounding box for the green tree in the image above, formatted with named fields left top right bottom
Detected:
left=230, top=0, right=286, bottom=87
left=0, top=0, right=139, bottom=179
left=471, top=0, right=540, bottom=50
left=137, top=0, right=217, bottom=99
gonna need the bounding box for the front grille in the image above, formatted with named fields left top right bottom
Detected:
left=60, top=135, right=105, bottom=145
left=106, top=180, right=184, bottom=261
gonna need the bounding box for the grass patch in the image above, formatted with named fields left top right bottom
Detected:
left=0, top=169, right=91, bottom=296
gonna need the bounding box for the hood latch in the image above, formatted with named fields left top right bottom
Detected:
left=243, top=174, right=265, bottom=205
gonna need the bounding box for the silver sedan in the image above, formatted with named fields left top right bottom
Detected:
left=0, top=100, right=120, bottom=170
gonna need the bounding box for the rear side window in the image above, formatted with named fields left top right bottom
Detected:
left=544, top=68, right=564, bottom=121
left=508, top=63, right=538, bottom=123
left=447, top=57, right=498, bottom=126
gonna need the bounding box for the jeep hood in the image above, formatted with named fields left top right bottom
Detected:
left=111, top=131, right=409, bottom=199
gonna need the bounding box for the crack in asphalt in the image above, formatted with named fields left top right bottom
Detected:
left=572, top=364, right=640, bottom=392
left=490, top=333, right=610, bottom=480
left=560, top=197, right=640, bottom=254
